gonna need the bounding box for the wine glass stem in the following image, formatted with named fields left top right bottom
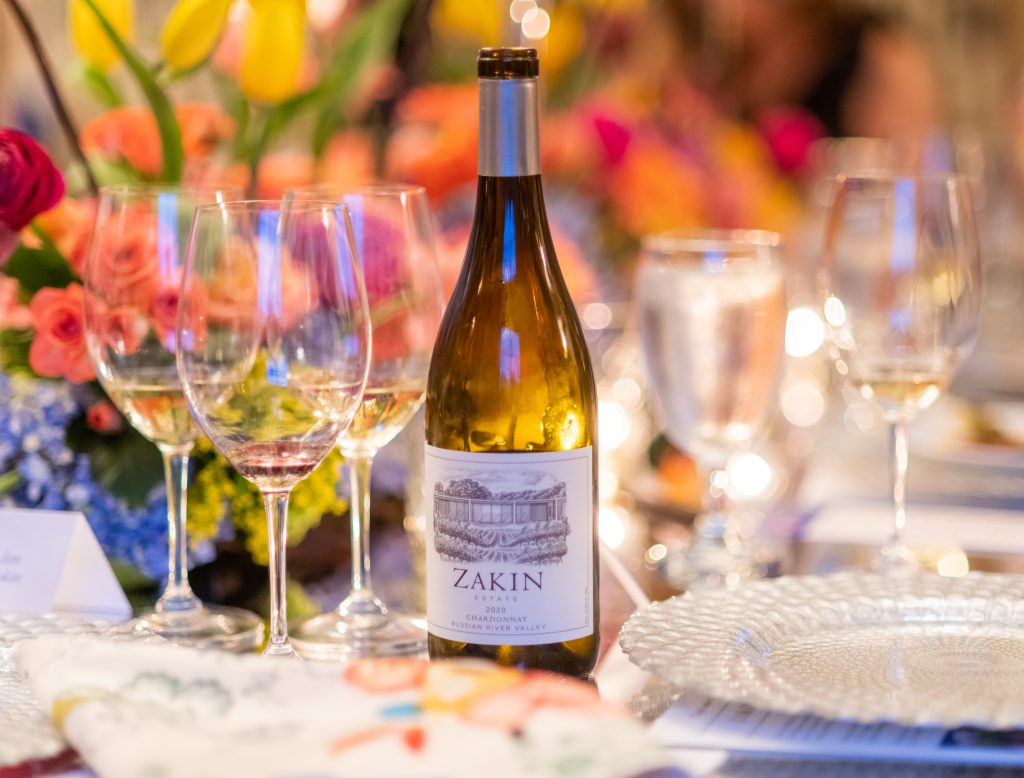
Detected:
left=340, top=453, right=386, bottom=617
left=694, top=457, right=732, bottom=546
left=889, top=418, right=910, bottom=552
left=262, top=489, right=293, bottom=655
left=157, top=445, right=199, bottom=613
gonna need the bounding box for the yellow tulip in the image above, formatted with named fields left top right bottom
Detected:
left=161, top=0, right=233, bottom=71
left=69, top=0, right=134, bottom=73
left=240, top=0, right=307, bottom=104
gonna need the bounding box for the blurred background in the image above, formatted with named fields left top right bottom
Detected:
left=5, top=0, right=1024, bottom=609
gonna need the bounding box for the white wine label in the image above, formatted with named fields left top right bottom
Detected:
left=424, top=445, right=594, bottom=646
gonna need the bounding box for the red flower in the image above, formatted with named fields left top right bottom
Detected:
left=757, top=107, right=825, bottom=174
left=28, top=283, right=94, bottom=383
left=86, top=401, right=123, bottom=434
left=0, top=128, right=65, bottom=231
left=0, top=129, right=65, bottom=262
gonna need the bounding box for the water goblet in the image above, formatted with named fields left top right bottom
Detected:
left=636, top=230, right=788, bottom=589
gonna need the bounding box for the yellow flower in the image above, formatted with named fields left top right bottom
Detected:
left=161, top=0, right=233, bottom=71
left=69, top=0, right=135, bottom=73
left=431, top=0, right=501, bottom=46
left=544, top=6, right=584, bottom=77
left=240, top=0, right=307, bottom=104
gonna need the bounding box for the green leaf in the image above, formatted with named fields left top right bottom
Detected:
left=81, top=64, right=124, bottom=108
left=3, top=244, right=75, bottom=294
left=111, top=560, right=158, bottom=592
left=79, top=0, right=184, bottom=182
left=0, top=329, right=33, bottom=374
left=66, top=415, right=164, bottom=508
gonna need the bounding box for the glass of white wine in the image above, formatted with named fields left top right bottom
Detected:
left=636, top=230, right=788, bottom=589
left=176, top=199, right=371, bottom=658
left=83, top=184, right=264, bottom=649
left=288, top=184, right=445, bottom=658
left=821, top=174, right=982, bottom=570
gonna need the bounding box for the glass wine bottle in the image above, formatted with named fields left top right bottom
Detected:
left=425, top=47, right=599, bottom=677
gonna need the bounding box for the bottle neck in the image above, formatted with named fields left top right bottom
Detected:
left=478, top=77, right=540, bottom=177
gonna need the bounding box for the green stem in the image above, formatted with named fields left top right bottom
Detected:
left=245, top=109, right=271, bottom=199
left=78, top=0, right=184, bottom=182
left=0, top=471, right=22, bottom=496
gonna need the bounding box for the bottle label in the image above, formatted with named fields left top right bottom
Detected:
left=424, top=444, right=594, bottom=646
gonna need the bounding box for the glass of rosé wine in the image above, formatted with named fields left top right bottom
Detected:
left=83, top=184, right=264, bottom=650
left=176, top=199, right=371, bottom=658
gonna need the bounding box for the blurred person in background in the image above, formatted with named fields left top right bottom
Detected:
left=673, top=0, right=941, bottom=141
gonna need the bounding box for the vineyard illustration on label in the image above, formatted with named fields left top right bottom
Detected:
left=433, top=468, right=570, bottom=565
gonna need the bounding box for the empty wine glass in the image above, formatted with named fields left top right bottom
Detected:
left=176, top=200, right=371, bottom=657
left=288, top=184, right=445, bottom=658
left=821, top=174, right=982, bottom=570
left=636, top=230, right=788, bottom=589
left=83, top=183, right=263, bottom=650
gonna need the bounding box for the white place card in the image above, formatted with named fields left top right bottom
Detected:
left=0, top=509, right=131, bottom=620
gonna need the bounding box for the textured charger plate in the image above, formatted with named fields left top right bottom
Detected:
left=620, top=572, right=1024, bottom=729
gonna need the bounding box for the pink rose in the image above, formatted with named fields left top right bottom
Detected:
left=86, top=401, right=123, bottom=434
left=0, top=128, right=65, bottom=236
left=28, top=283, right=94, bottom=383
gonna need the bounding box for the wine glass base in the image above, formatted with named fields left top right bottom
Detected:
left=873, top=543, right=919, bottom=574
left=659, top=542, right=764, bottom=592
left=129, top=605, right=264, bottom=652
left=292, top=611, right=427, bottom=659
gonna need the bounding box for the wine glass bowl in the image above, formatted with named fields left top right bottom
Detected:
left=83, top=184, right=264, bottom=649
left=636, top=230, right=788, bottom=589
left=820, top=174, right=982, bottom=569
left=286, top=183, right=445, bottom=658
left=177, top=199, right=371, bottom=657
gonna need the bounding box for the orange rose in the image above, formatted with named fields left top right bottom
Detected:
left=0, top=276, right=32, bottom=330
left=26, top=198, right=96, bottom=276
left=28, top=284, right=94, bottom=383
left=81, top=104, right=235, bottom=177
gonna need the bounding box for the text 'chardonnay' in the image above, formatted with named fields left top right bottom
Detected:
left=425, top=47, right=599, bottom=677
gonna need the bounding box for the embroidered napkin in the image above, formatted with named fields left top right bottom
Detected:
left=14, top=636, right=678, bottom=778
left=0, top=613, right=121, bottom=772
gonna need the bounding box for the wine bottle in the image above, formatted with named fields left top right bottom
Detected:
left=425, top=47, right=599, bottom=677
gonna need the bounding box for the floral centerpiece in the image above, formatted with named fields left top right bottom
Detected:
left=0, top=0, right=411, bottom=601
left=0, top=0, right=809, bottom=599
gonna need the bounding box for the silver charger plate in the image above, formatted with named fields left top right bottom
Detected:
left=619, top=572, right=1024, bottom=729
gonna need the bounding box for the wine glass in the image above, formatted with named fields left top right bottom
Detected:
left=821, top=174, right=982, bottom=570
left=176, top=200, right=371, bottom=657
left=83, top=183, right=264, bottom=650
left=288, top=184, right=445, bottom=658
left=635, top=230, right=788, bottom=589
